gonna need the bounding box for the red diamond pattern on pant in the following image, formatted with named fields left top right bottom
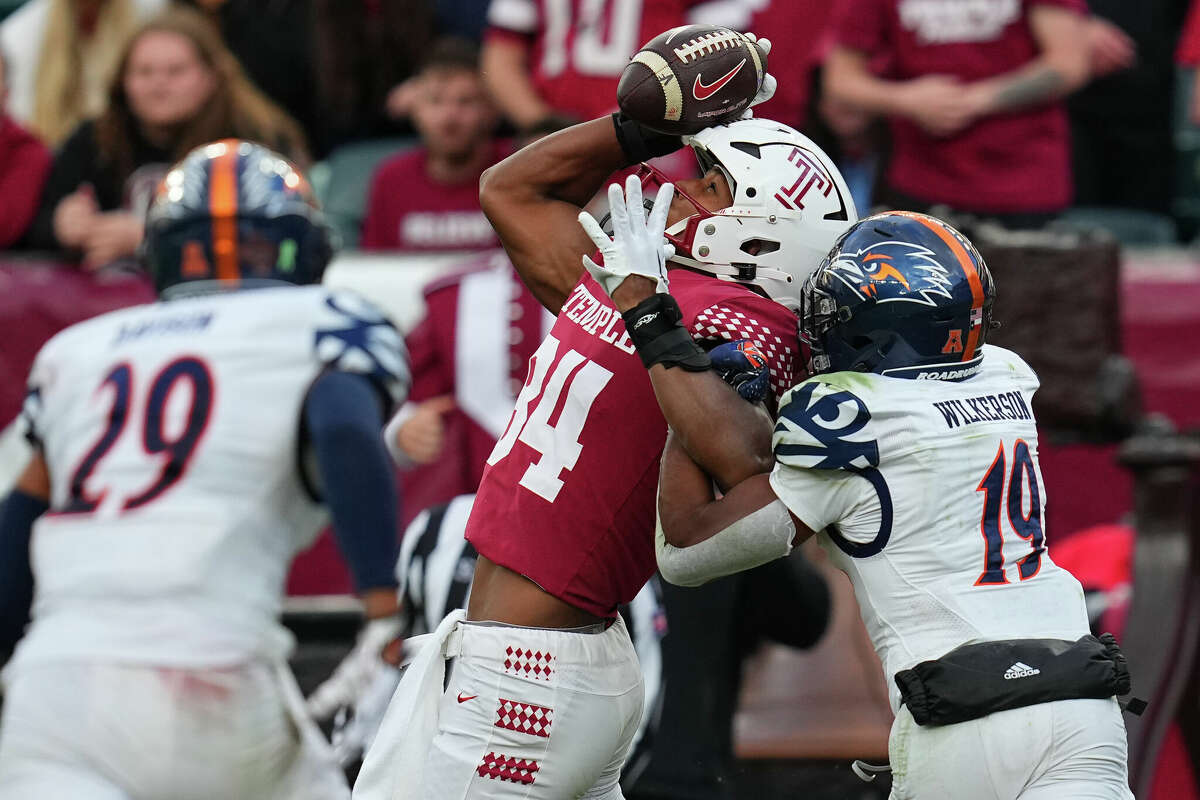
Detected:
left=502, top=645, right=554, bottom=681
left=476, top=752, right=539, bottom=785
left=495, top=698, right=553, bottom=738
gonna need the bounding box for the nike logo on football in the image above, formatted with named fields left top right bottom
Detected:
left=457, top=692, right=478, bottom=703
left=692, top=59, right=746, bottom=101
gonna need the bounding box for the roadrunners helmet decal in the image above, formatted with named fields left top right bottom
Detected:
left=800, top=212, right=996, bottom=381
left=826, top=240, right=954, bottom=305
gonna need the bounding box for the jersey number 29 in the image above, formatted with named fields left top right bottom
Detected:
left=488, top=334, right=613, bottom=502
left=64, top=357, right=214, bottom=514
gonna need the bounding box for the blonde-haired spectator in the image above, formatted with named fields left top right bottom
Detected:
left=28, top=6, right=309, bottom=267
left=0, top=0, right=168, bottom=147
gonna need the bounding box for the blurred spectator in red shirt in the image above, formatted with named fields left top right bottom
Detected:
left=0, top=0, right=168, bottom=147
left=28, top=7, right=309, bottom=268
left=480, top=0, right=763, bottom=131
left=0, top=48, right=51, bottom=249
left=1070, top=1, right=1186, bottom=216
left=824, top=0, right=1091, bottom=227
left=361, top=39, right=503, bottom=252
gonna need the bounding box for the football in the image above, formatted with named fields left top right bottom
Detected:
left=617, top=25, right=767, bottom=136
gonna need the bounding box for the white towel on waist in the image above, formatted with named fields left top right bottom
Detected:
left=353, top=608, right=466, bottom=799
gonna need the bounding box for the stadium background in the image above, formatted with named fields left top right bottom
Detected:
left=0, top=0, right=1198, bottom=797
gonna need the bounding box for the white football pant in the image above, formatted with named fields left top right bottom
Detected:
left=888, top=697, right=1133, bottom=800
left=356, top=615, right=644, bottom=799
left=0, top=660, right=349, bottom=800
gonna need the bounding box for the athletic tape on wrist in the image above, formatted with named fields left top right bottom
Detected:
left=621, top=293, right=711, bottom=371
left=612, top=112, right=683, bottom=164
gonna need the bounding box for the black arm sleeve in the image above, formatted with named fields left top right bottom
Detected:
left=303, top=370, right=400, bottom=592
left=0, top=490, right=48, bottom=658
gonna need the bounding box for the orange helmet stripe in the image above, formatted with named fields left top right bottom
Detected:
left=894, top=212, right=984, bottom=362
left=209, top=143, right=239, bottom=284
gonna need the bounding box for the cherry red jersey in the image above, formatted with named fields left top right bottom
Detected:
left=465, top=269, right=801, bottom=618
left=485, top=0, right=760, bottom=121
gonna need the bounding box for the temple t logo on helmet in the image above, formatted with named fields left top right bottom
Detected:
left=629, top=118, right=858, bottom=313
left=142, top=139, right=334, bottom=296
left=800, top=212, right=996, bottom=381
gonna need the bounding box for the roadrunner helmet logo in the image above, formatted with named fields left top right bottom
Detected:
left=827, top=240, right=954, bottom=306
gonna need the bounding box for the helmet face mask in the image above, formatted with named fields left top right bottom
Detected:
left=799, top=212, right=996, bottom=381
left=628, top=119, right=858, bottom=313
left=143, top=140, right=334, bottom=296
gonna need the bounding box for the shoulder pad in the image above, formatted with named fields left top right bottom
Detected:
left=313, top=289, right=410, bottom=406
left=773, top=379, right=879, bottom=472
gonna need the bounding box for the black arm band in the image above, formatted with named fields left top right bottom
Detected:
left=612, top=112, right=684, bottom=164
left=621, top=293, right=711, bottom=372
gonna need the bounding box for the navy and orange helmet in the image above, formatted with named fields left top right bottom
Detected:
left=799, top=211, right=996, bottom=381
left=143, top=140, right=333, bottom=294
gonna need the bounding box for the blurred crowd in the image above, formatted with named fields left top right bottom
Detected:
left=0, top=0, right=1195, bottom=274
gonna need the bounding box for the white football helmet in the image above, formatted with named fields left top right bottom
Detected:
left=641, top=119, right=858, bottom=312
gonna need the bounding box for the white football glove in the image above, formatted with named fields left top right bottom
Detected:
left=578, top=174, right=675, bottom=299
left=741, top=32, right=777, bottom=117
left=306, top=616, right=404, bottom=722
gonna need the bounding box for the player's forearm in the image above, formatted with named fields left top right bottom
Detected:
left=481, top=117, right=628, bottom=212
left=480, top=117, right=634, bottom=311
left=657, top=432, right=770, bottom=547
left=305, top=372, right=399, bottom=594
left=656, top=441, right=794, bottom=586
left=649, top=366, right=774, bottom=491
left=0, top=486, right=48, bottom=655
left=612, top=277, right=773, bottom=489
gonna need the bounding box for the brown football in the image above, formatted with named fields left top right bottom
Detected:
left=617, top=25, right=767, bottom=136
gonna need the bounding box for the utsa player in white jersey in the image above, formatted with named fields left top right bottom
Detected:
left=0, top=141, right=409, bottom=800
left=314, top=493, right=666, bottom=794
left=581, top=197, right=1136, bottom=800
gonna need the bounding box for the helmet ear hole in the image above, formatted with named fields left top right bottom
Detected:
left=739, top=238, right=780, bottom=256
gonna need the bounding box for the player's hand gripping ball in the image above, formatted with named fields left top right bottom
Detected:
left=709, top=339, right=770, bottom=403
left=617, top=25, right=772, bottom=135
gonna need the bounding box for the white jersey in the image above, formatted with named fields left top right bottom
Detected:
left=9, top=285, right=408, bottom=675
left=769, top=345, right=1089, bottom=712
